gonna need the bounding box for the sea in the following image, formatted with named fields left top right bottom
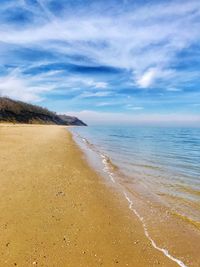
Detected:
left=70, top=125, right=200, bottom=267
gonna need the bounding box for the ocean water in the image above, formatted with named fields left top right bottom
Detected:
left=70, top=126, right=200, bottom=266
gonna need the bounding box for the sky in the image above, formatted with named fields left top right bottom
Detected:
left=0, top=0, right=200, bottom=125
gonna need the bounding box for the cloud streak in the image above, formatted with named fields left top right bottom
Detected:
left=0, top=0, right=200, bottom=124
left=1, top=1, right=200, bottom=75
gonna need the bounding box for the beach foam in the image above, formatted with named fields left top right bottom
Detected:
left=69, top=129, right=199, bottom=267
left=100, top=154, right=116, bottom=183
left=124, top=192, right=188, bottom=267
left=74, top=132, right=117, bottom=184
left=80, top=133, right=189, bottom=266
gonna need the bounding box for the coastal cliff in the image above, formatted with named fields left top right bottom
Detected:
left=0, top=97, right=87, bottom=126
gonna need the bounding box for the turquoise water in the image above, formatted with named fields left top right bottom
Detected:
left=71, top=126, right=200, bottom=223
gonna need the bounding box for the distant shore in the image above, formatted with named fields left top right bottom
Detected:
left=0, top=124, right=178, bottom=266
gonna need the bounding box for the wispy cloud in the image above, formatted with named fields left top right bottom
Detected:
left=79, top=91, right=111, bottom=98
left=0, top=69, right=55, bottom=101
left=136, top=68, right=158, bottom=88
left=96, top=102, right=116, bottom=107
left=1, top=1, right=200, bottom=78
left=0, top=0, right=200, bottom=124
left=126, top=105, right=144, bottom=110
left=166, top=88, right=182, bottom=92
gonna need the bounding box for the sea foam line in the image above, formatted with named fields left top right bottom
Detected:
left=79, top=134, right=116, bottom=184
left=100, top=154, right=116, bottom=183
left=75, top=131, right=188, bottom=266
left=123, top=192, right=188, bottom=267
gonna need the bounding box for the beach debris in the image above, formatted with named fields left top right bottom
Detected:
left=98, top=258, right=103, bottom=264
left=33, top=261, right=38, bottom=265
left=56, top=191, right=65, bottom=196
left=154, top=259, right=160, bottom=265
left=63, top=236, right=71, bottom=245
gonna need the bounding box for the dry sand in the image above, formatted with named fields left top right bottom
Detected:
left=0, top=124, right=178, bottom=267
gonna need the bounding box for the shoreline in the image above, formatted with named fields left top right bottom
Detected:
left=0, top=124, right=191, bottom=266
left=70, top=127, right=200, bottom=267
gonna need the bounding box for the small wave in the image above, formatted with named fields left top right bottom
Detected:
left=130, top=162, right=162, bottom=171
left=123, top=192, right=188, bottom=267
left=171, top=211, right=200, bottom=230
left=76, top=133, right=117, bottom=184
left=109, top=134, right=134, bottom=139
left=81, top=137, right=96, bottom=150
left=71, top=130, right=189, bottom=267
left=100, top=154, right=116, bottom=183
left=178, top=185, right=200, bottom=198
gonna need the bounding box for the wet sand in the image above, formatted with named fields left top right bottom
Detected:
left=0, top=124, right=179, bottom=266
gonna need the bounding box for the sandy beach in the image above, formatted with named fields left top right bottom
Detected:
left=0, top=124, right=180, bottom=267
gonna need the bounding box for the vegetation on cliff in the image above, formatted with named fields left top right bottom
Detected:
left=0, top=97, right=87, bottom=126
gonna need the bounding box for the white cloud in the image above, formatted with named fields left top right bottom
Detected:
left=84, top=80, right=108, bottom=89
left=0, top=0, right=200, bottom=90
left=0, top=66, right=109, bottom=102
left=0, top=0, right=200, bottom=112
left=166, top=88, right=182, bottom=92
left=79, top=91, right=111, bottom=98
left=127, top=106, right=144, bottom=110
left=135, top=67, right=177, bottom=88
left=94, top=82, right=107, bottom=89
left=60, top=77, right=108, bottom=90
left=136, top=68, right=158, bottom=88
left=0, top=70, right=54, bottom=102
left=96, top=102, right=114, bottom=107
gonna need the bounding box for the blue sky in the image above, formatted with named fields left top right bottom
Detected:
left=0, top=0, right=200, bottom=125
